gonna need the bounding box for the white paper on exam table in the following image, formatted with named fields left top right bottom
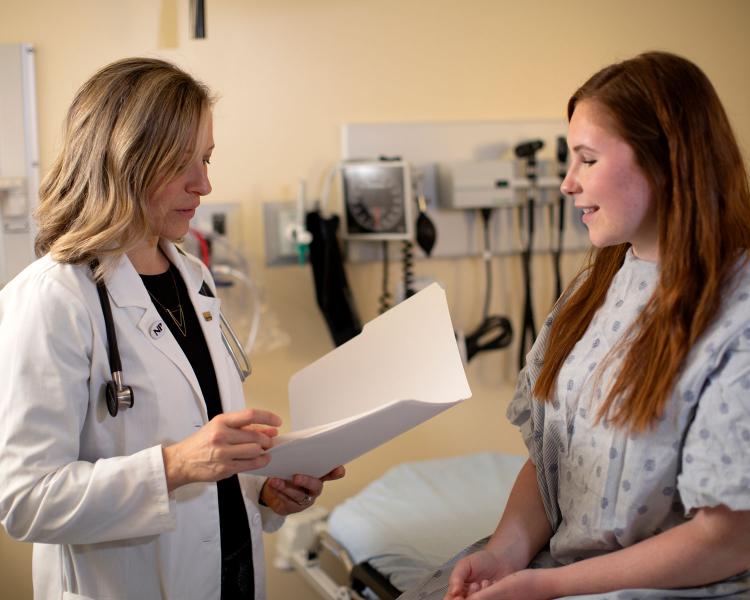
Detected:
left=252, top=283, right=472, bottom=479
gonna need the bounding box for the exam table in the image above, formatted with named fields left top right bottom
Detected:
left=274, top=452, right=526, bottom=600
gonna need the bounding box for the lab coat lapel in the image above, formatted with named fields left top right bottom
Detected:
left=161, top=242, right=234, bottom=414
left=104, top=251, right=209, bottom=422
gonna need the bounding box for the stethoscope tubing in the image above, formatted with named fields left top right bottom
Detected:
left=220, top=311, right=252, bottom=381
left=94, top=269, right=123, bottom=375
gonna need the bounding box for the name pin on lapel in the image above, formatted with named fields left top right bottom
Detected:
left=202, top=311, right=213, bottom=322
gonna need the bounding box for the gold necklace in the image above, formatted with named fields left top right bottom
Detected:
left=147, top=265, right=187, bottom=337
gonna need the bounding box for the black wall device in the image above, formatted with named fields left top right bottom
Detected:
left=191, top=0, right=206, bottom=39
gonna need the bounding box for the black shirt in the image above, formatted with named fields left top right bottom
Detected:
left=140, top=263, right=252, bottom=560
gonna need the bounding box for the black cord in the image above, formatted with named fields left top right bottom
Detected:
left=402, top=240, right=416, bottom=299
left=519, top=178, right=538, bottom=370
left=465, top=316, right=513, bottom=361
left=480, top=208, right=492, bottom=320
left=513, top=140, right=544, bottom=370
left=464, top=207, right=514, bottom=362
left=553, top=194, right=565, bottom=300
left=378, top=240, right=392, bottom=314
left=554, top=135, right=569, bottom=302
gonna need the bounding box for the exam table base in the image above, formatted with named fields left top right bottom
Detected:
left=275, top=508, right=401, bottom=600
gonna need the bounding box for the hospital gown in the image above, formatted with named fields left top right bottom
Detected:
left=400, top=250, right=750, bottom=599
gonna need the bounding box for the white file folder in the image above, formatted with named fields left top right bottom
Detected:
left=253, top=283, right=472, bottom=479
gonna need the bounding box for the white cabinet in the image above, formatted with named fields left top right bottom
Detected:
left=0, top=43, right=39, bottom=286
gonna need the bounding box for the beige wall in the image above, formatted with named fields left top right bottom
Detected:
left=1, top=1, right=749, bottom=598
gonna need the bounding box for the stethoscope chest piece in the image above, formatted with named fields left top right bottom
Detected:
left=105, top=372, right=135, bottom=417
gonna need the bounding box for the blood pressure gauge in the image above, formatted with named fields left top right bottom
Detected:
left=341, top=160, right=414, bottom=240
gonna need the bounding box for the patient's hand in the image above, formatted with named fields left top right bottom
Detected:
left=444, top=549, right=519, bottom=599
left=260, top=466, right=346, bottom=516
left=446, top=566, right=556, bottom=600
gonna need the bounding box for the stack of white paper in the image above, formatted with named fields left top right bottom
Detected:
left=253, top=283, right=471, bottom=479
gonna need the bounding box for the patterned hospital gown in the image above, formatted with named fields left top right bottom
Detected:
left=506, top=249, right=750, bottom=598
left=399, top=250, right=750, bottom=599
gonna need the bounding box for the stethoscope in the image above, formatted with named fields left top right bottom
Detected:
left=92, top=261, right=252, bottom=417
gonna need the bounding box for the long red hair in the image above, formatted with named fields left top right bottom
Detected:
left=534, top=52, right=750, bottom=431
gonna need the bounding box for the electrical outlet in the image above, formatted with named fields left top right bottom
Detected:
left=263, top=201, right=301, bottom=265
left=193, top=202, right=243, bottom=241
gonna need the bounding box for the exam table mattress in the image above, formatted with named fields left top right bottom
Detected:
left=327, top=451, right=526, bottom=593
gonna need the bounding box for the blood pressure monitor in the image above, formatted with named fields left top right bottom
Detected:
left=340, top=160, right=414, bottom=240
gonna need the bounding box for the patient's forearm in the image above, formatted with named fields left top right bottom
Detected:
left=485, top=458, right=552, bottom=572
left=547, top=505, right=750, bottom=596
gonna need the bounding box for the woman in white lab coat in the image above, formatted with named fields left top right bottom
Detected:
left=0, top=57, right=343, bottom=600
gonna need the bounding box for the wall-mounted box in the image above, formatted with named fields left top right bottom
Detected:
left=439, top=160, right=515, bottom=209
left=438, top=159, right=563, bottom=210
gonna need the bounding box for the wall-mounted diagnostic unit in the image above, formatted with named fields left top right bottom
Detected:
left=341, top=160, right=414, bottom=240
left=438, top=159, right=561, bottom=210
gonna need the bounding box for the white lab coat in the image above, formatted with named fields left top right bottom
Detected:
left=0, top=241, right=283, bottom=600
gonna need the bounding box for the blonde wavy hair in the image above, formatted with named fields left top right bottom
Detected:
left=35, top=57, right=214, bottom=270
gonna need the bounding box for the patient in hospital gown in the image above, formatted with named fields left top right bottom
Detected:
left=505, top=249, right=750, bottom=596
left=399, top=251, right=750, bottom=600
left=399, top=51, right=750, bottom=600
